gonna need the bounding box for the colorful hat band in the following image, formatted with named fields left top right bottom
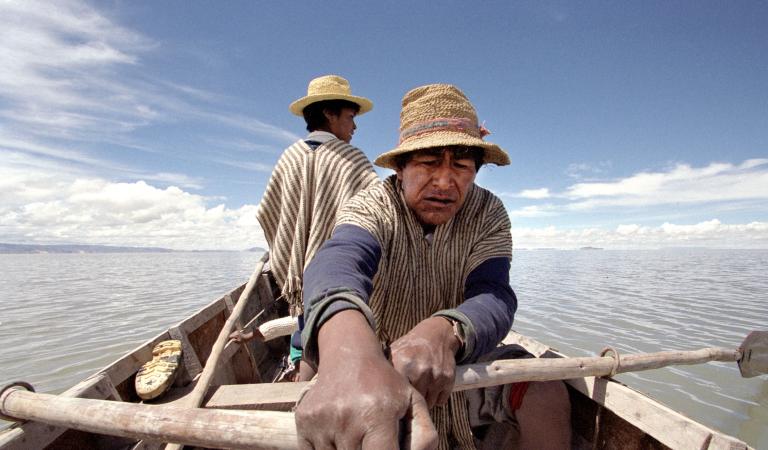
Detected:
left=399, top=117, right=484, bottom=144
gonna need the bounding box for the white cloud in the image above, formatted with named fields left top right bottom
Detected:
left=0, top=0, right=297, bottom=173
left=214, top=158, right=275, bottom=173
left=0, top=0, right=152, bottom=136
left=0, top=167, right=265, bottom=250
left=565, top=159, right=768, bottom=208
left=517, top=188, right=551, bottom=199
left=509, top=205, right=556, bottom=218
left=513, top=220, right=768, bottom=249
left=565, top=161, right=611, bottom=179
left=0, top=139, right=204, bottom=191
left=508, top=159, right=768, bottom=218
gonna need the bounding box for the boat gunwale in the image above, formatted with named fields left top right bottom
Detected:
left=503, top=330, right=753, bottom=450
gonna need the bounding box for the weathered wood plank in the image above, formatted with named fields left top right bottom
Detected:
left=176, top=297, right=228, bottom=336
left=169, top=326, right=204, bottom=384
left=100, top=332, right=172, bottom=387
left=507, top=330, right=752, bottom=450
left=566, top=375, right=748, bottom=449
left=224, top=294, right=261, bottom=380
left=204, top=383, right=305, bottom=411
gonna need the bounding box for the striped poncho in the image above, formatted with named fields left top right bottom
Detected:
left=336, top=175, right=513, bottom=449
left=256, top=138, right=378, bottom=314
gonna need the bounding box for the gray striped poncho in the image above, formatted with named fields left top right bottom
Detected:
left=257, top=138, right=378, bottom=314
left=337, top=175, right=513, bottom=450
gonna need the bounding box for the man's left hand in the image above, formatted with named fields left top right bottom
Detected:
left=390, top=317, right=461, bottom=408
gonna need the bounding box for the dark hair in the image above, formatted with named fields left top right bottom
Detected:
left=302, top=99, right=361, bottom=132
left=394, top=146, right=485, bottom=171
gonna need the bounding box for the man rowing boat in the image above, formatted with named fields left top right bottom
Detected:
left=296, top=84, right=571, bottom=449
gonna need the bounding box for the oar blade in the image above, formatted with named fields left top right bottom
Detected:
left=738, top=331, right=768, bottom=378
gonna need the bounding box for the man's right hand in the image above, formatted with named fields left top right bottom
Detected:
left=294, top=310, right=438, bottom=450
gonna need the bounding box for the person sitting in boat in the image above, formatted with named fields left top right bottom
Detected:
left=295, top=84, right=571, bottom=449
left=231, top=75, right=379, bottom=379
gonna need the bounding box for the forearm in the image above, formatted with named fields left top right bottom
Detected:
left=317, top=309, right=387, bottom=372
left=301, top=224, right=382, bottom=366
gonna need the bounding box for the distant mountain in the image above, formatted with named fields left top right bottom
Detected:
left=0, top=243, right=173, bottom=254
left=246, top=246, right=267, bottom=252
left=579, top=246, right=603, bottom=250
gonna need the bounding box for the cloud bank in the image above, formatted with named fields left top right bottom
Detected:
left=513, top=220, right=768, bottom=249
left=564, top=159, right=768, bottom=209
left=0, top=166, right=265, bottom=251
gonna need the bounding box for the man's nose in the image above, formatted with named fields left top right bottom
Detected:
left=431, top=164, right=453, bottom=190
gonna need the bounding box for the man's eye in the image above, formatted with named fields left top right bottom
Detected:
left=454, top=161, right=472, bottom=169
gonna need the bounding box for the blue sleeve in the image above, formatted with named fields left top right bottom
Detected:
left=303, top=224, right=381, bottom=304
left=456, top=257, right=517, bottom=362
left=300, top=224, right=381, bottom=365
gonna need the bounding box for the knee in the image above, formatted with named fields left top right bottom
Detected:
left=521, top=380, right=571, bottom=420
left=517, top=381, right=571, bottom=449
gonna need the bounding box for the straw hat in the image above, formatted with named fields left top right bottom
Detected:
left=289, top=75, right=373, bottom=116
left=374, top=84, right=510, bottom=169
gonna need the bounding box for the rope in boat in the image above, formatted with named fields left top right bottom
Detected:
left=599, top=346, right=621, bottom=377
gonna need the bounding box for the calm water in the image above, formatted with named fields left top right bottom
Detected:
left=0, top=249, right=766, bottom=448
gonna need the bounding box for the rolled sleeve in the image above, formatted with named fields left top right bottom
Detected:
left=437, top=257, right=517, bottom=363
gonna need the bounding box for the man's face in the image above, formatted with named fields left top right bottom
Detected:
left=396, top=147, right=478, bottom=227
left=326, top=107, right=358, bottom=143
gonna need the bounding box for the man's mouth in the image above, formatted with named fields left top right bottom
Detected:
left=424, top=196, right=455, bottom=206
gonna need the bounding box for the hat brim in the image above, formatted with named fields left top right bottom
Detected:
left=289, top=94, right=373, bottom=116
left=374, top=130, right=511, bottom=169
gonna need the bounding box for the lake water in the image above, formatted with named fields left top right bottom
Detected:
left=0, top=249, right=766, bottom=448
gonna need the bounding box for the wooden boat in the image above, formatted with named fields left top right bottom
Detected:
left=0, top=264, right=755, bottom=450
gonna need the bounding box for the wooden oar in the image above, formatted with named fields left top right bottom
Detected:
left=194, top=331, right=768, bottom=409
left=0, top=388, right=295, bottom=450
left=455, top=330, right=767, bottom=391
left=1, top=333, right=764, bottom=448
left=164, top=256, right=267, bottom=450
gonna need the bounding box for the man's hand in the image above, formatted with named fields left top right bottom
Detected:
left=227, top=328, right=254, bottom=343
left=294, top=310, right=437, bottom=450
left=390, top=317, right=461, bottom=408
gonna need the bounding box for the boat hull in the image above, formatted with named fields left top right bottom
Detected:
left=0, top=270, right=752, bottom=449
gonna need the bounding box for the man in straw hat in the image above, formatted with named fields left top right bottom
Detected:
left=231, top=75, right=378, bottom=378
left=295, top=84, right=571, bottom=449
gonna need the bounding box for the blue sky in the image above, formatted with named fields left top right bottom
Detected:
left=1, top=0, right=766, bottom=250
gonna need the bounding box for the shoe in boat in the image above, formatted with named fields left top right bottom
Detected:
left=135, top=340, right=183, bottom=401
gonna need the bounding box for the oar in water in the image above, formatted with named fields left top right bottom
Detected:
left=1, top=331, right=764, bottom=449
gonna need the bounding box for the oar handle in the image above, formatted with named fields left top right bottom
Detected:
left=0, top=387, right=298, bottom=450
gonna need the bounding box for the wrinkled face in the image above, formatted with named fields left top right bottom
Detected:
left=396, top=147, right=478, bottom=227
left=326, top=107, right=358, bottom=143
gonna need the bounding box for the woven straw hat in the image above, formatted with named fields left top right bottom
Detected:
left=374, top=84, right=510, bottom=169
left=289, top=75, right=373, bottom=116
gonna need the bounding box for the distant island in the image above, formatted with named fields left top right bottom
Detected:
left=580, top=246, right=603, bottom=250
left=0, top=243, right=269, bottom=254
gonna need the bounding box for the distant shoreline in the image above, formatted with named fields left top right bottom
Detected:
left=0, top=243, right=266, bottom=254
